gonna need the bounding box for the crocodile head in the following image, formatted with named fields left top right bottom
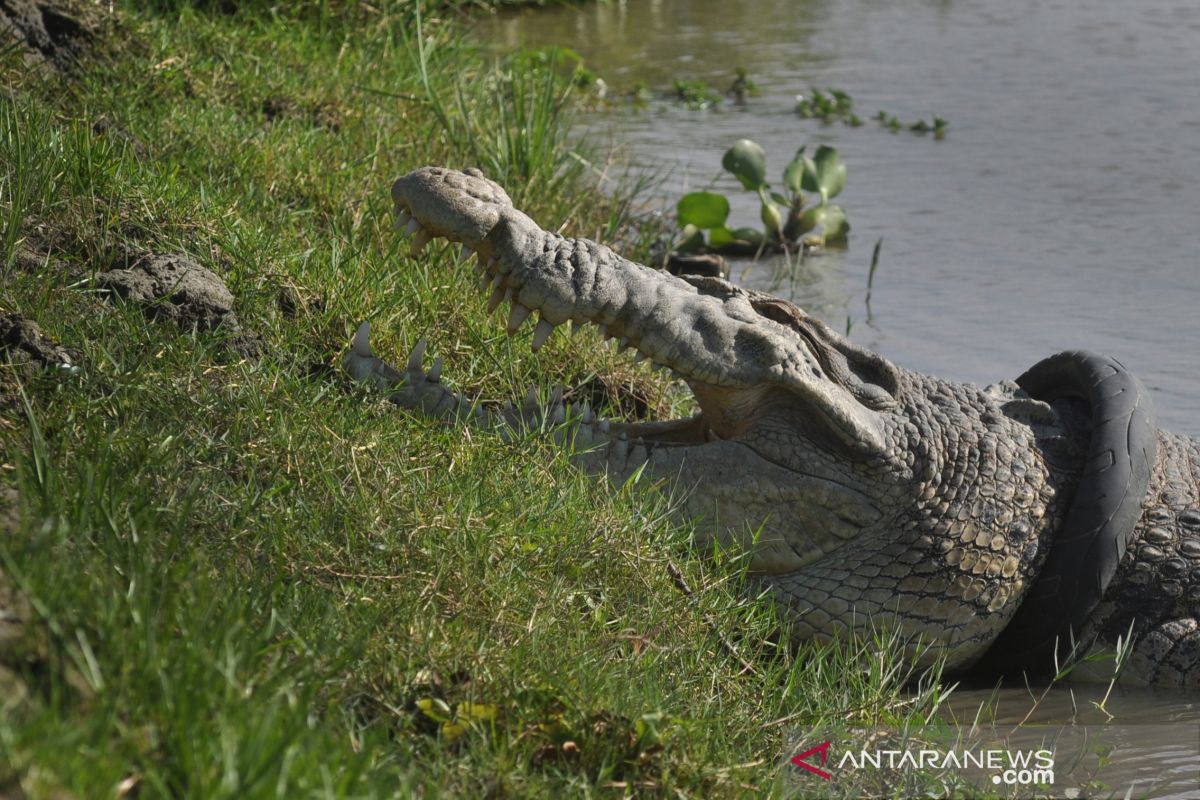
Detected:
left=392, top=166, right=900, bottom=447
left=382, top=167, right=1073, bottom=669
left=388, top=167, right=929, bottom=565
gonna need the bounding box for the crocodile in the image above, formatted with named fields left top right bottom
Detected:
left=346, top=166, right=1200, bottom=688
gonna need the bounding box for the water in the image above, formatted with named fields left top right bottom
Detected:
left=475, top=1, right=1200, bottom=794
left=476, top=0, right=1200, bottom=435
left=941, top=684, right=1200, bottom=797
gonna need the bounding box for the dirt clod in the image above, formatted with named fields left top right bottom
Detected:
left=96, top=253, right=265, bottom=359
left=0, top=313, right=74, bottom=369
left=96, top=252, right=238, bottom=331
left=0, top=0, right=95, bottom=71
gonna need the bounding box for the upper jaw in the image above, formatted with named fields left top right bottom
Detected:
left=391, top=166, right=516, bottom=249
left=390, top=166, right=893, bottom=456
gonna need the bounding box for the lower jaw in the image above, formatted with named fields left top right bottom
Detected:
left=612, top=415, right=704, bottom=444
left=608, top=414, right=738, bottom=446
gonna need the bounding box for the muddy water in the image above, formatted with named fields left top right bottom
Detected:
left=939, top=683, right=1200, bottom=798
left=476, top=0, right=1200, bottom=435
left=475, top=1, right=1200, bottom=794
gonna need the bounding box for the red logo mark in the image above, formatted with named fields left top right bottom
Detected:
left=791, top=741, right=833, bottom=780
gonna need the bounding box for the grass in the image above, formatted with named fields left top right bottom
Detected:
left=0, top=2, right=953, bottom=796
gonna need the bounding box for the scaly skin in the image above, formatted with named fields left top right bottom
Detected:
left=346, top=166, right=1200, bottom=688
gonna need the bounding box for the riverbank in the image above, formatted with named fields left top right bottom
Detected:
left=0, top=3, right=947, bottom=796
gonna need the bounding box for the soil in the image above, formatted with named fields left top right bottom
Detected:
left=0, top=0, right=96, bottom=71
left=0, top=313, right=74, bottom=370
left=97, top=252, right=264, bottom=358
left=96, top=252, right=240, bottom=332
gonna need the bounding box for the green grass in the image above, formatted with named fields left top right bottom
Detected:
left=0, top=2, right=953, bottom=796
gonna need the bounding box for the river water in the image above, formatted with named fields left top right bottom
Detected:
left=475, top=1, right=1200, bottom=795
left=476, top=0, right=1200, bottom=436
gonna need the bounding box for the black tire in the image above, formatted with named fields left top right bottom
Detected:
left=980, top=351, right=1157, bottom=677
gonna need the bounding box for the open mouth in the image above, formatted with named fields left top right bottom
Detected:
left=343, top=167, right=896, bottom=575
left=359, top=166, right=892, bottom=464
left=382, top=184, right=769, bottom=449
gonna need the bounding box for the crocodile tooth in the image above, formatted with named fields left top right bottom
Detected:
left=526, top=387, right=539, bottom=408
left=406, top=338, right=428, bottom=371
left=491, top=272, right=505, bottom=290
left=487, top=284, right=505, bottom=314
left=617, top=337, right=629, bottom=351
left=551, top=404, right=565, bottom=425
left=428, top=356, right=443, bottom=383
left=550, top=386, right=563, bottom=407
left=351, top=321, right=372, bottom=357
left=633, top=351, right=648, bottom=363
left=404, top=218, right=422, bottom=235
left=507, top=302, right=532, bottom=333
left=531, top=318, right=555, bottom=352
left=581, top=405, right=595, bottom=423
left=410, top=228, right=433, bottom=256
left=458, top=244, right=473, bottom=264
left=598, top=419, right=610, bottom=434
left=477, top=272, right=491, bottom=291
left=396, top=207, right=412, bottom=226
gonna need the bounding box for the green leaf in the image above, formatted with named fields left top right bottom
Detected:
left=758, top=189, right=783, bottom=240
left=796, top=205, right=823, bottom=236
left=729, top=226, right=765, bottom=245
left=676, top=191, right=730, bottom=229
left=800, top=145, right=846, bottom=201
left=822, top=204, right=850, bottom=242
left=722, top=139, right=767, bottom=190
left=797, top=204, right=850, bottom=243
left=783, top=147, right=807, bottom=195
left=635, top=712, right=664, bottom=748
left=769, top=191, right=790, bottom=207
left=707, top=226, right=735, bottom=246
left=416, top=698, right=453, bottom=723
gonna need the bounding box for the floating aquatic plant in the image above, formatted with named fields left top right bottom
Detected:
left=675, top=139, right=850, bottom=255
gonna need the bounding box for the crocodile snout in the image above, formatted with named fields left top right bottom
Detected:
left=391, top=166, right=515, bottom=254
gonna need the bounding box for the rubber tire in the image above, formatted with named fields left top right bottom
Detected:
left=980, top=350, right=1157, bottom=677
